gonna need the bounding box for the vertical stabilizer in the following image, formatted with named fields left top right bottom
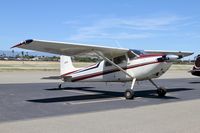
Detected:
left=60, top=56, right=76, bottom=76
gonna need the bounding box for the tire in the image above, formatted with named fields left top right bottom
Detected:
left=157, top=87, right=167, bottom=97
left=58, top=84, right=62, bottom=89
left=124, top=89, right=134, bottom=99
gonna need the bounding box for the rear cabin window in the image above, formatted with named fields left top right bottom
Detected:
left=105, top=61, right=112, bottom=66
left=113, top=55, right=127, bottom=64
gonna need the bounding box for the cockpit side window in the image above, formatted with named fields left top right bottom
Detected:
left=113, top=55, right=127, bottom=64
left=127, top=51, right=136, bottom=60
left=131, top=49, right=145, bottom=56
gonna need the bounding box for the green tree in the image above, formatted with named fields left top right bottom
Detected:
left=21, top=51, right=24, bottom=57
left=12, top=50, right=15, bottom=57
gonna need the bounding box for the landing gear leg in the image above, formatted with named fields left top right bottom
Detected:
left=58, top=83, right=62, bottom=89
left=124, top=78, right=136, bottom=100
left=149, top=79, right=167, bottom=97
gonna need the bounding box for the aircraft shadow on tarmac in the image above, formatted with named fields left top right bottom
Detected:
left=189, top=81, right=200, bottom=84
left=27, top=87, right=194, bottom=103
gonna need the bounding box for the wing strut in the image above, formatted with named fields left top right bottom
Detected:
left=95, top=51, right=137, bottom=99
left=94, top=51, right=134, bottom=79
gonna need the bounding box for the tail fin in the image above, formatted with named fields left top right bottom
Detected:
left=60, top=56, right=76, bottom=76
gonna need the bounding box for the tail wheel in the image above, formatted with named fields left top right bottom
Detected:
left=58, top=84, right=62, bottom=89
left=124, top=89, right=134, bottom=99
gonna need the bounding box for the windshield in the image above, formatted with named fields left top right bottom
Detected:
left=130, top=49, right=146, bottom=56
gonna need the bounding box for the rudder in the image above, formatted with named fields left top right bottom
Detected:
left=60, top=56, right=76, bottom=76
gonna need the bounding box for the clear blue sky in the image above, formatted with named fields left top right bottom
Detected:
left=0, top=0, right=200, bottom=58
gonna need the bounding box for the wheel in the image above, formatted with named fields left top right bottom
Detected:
left=157, top=87, right=167, bottom=97
left=58, top=84, right=62, bottom=89
left=124, top=89, right=134, bottom=99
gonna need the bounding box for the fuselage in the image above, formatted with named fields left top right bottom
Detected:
left=61, top=53, right=172, bottom=82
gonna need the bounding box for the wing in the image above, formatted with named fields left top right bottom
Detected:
left=144, top=50, right=193, bottom=58
left=11, top=39, right=129, bottom=58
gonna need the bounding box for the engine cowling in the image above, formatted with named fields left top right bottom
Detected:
left=157, top=54, right=180, bottom=62
left=165, top=55, right=180, bottom=61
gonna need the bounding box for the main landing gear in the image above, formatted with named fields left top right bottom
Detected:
left=124, top=89, right=134, bottom=99
left=90, top=51, right=167, bottom=100
left=124, top=78, right=167, bottom=100
left=124, top=78, right=136, bottom=100
left=149, top=79, right=167, bottom=97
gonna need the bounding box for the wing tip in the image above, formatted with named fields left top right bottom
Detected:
left=11, top=39, right=34, bottom=49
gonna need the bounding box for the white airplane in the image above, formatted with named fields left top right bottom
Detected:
left=12, top=39, right=193, bottom=99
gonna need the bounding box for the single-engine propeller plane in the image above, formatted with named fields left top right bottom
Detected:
left=12, top=39, right=193, bottom=99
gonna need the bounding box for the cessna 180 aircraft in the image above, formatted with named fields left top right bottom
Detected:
left=190, top=54, right=200, bottom=77
left=12, top=39, right=193, bottom=99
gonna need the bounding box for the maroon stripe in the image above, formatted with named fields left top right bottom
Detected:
left=138, top=54, right=163, bottom=59
left=72, top=61, right=160, bottom=82
left=11, top=43, right=24, bottom=48
left=61, top=69, right=81, bottom=77
left=61, top=63, right=98, bottom=77
left=72, top=71, right=103, bottom=82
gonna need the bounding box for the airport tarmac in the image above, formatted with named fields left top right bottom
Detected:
left=0, top=68, right=195, bottom=84
left=0, top=70, right=200, bottom=133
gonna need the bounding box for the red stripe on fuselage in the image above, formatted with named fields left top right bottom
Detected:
left=61, top=63, right=98, bottom=77
left=138, top=54, right=164, bottom=59
left=61, top=69, right=80, bottom=77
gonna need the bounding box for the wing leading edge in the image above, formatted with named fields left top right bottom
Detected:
left=12, top=39, right=193, bottom=58
left=11, top=39, right=129, bottom=58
